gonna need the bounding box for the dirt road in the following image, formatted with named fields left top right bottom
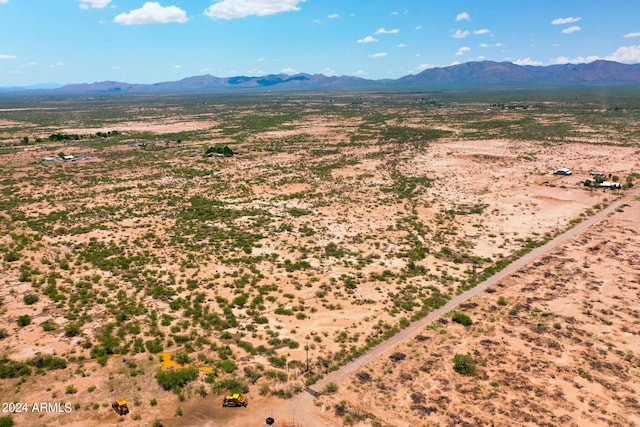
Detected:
left=174, top=191, right=636, bottom=427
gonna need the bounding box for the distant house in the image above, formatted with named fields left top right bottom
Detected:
left=553, top=168, right=572, bottom=176
left=584, top=178, right=621, bottom=189
left=599, top=181, right=621, bottom=189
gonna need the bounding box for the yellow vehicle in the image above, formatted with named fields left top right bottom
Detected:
left=222, top=393, right=248, bottom=407
left=112, top=398, right=129, bottom=416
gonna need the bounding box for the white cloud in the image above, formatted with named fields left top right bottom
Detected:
left=327, top=13, right=339, bottom=19
left=369, top=52, right=387, bottom=58
left=357, top=35, right=378, bottom=43
left=114, top=2, right=187, bottom=25
left=174, top=65, right=182, bottom=69
left=514, top=57, right=543, bottom=66
left=562, top=26, right=581, bottom=34
left=416, top=63, right=434, bottom=70
left=322, top=68, right=336, bottom=76
left=397, top=43, right=406, bottom=48
left=473, top=29, right=490, bottom=35
left=79, top=0, right=111, bottom=8
left=551, top=55, right=600, bottom=64
left=456, top=46, right=471, bottom=56
left=415, top=25, right=422, bottom=31
left=205, top=0, right=305, bottom=20
left=49, top=62, right=65, bottom=69
left=374, top=28, right=399, bottom=35
left=606, top=45, right=640, bottom=62
left=411, top=63, right=435, bottom=74
left=353, top=70, right=366, bottom=76
left=0, top=0, right=9, bottom=4
left=451, top=30, right=470, bottom=39
left=0, top=54, right=16, bottom=60
left=282, top=67, right=297, bottom=74
left=624, top=32, right=640, bottom=39
left=456, top=12, right=470, bottom=21
left=479, top=43, right=505, bottom=48
left=256, top=57, right=266, bottom=62
left=551, top=16, right=581, bottom=25
left=112, top=66, right=121, bottom=70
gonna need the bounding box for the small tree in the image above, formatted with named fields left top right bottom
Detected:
left=451, top=312, right=473, bottom=326
left=453, top=353, right=476, bottom=376
left=17, top=315, right=32, bottom=327
left=23, top=294, right=39, bottom=305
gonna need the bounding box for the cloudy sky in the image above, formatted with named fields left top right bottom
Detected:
left=1, top=0, right=639, bottom=86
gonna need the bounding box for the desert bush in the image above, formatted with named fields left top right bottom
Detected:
left=451, top=312, right=473, bottom=326
left=28, top=354, right=67, bottom=370
left=389, top=352, right=406, bottom=362
left=23, top=294, right=38, bottom=305
left=355, top=371, right=371, bottom=383
left=0, top=415, right=14, bottom=427
left=453, top=353, right=476, bottom=376
left=17, top=315, right=31, bottom=327
left=42, top=321, right=56, bottom=331
left=64, top=323, right=81, bottom=337
left=0, top=358, right=31, bottom=378
left=155, top=367, right=199, bottom=392
left=145, top=339, right=164, bottom=354
left=218, top=359, right=237, bottom=374
left=323, top=382, right=338, bottom=394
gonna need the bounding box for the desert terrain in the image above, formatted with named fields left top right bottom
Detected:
left=0, top=90, right=638, bottom=426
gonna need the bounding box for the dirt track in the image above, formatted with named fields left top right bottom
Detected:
left=171, top=190, right=637, bottom=427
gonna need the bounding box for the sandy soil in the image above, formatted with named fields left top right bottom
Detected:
left=0, top=96, right=639, bottom=427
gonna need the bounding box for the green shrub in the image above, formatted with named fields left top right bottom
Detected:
left=0, top=415, right=14, bottom=427
left=28, top=354, right=67, bottom=370
left=451, top=312, right=473, bottom=326
left=155, top=367, right=199, bottom=392
left=453, top=353, right=476, bottom=376
left=42, top=321, right=56, bottom=331
left=0, top=358, right=31, bottom=378
left=64, top=323, right=81, bottom=337
left=145, top=339, right=164, bottom=354
left=323, top=382, right=338, bottom=394
left=218, top=359, right=237, bottom=374
left=17, top=315, right=31, bottom=327
left=23, top=294, right=39, bottom=305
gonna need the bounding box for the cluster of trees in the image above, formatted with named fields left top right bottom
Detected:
left=47, top=130, right=120, bottom=141
left=95, top=130, right=119, bottom=138
left=204, top=145, right=234, bottom=157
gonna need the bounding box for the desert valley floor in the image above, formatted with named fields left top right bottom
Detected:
left=0, top=91, right=638, bottom=426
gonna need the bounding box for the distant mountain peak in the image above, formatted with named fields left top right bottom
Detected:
left=2, top=60, right=639, bottom=94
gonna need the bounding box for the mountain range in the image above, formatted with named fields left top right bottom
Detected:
left=3, top=60, right=640, bottom=94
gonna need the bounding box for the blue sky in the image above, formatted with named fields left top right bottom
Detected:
left=1, top=0, right=640, bottom=86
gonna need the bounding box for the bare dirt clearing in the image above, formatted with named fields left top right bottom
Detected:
left=0, top=91, right=638, bottom=426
